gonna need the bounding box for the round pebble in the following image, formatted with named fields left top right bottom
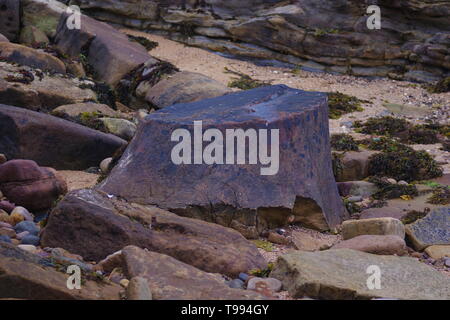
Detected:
left=238, top=272, right=249, bottom=282
left=14, top=221, right=39, bottom=236
left=18, top=244, right=37, bottom=253
left=16, top=231, right=30, bottom=240
left=228, top=279, right=245, bottom=289
left=21, top=234, right=40, bottom=246
left=11, top=207, right=34, bottom=222
left=100, top=157, right=113, bottom=173
left=445, top=258, right=450, bottom=268
left=10, top=212, right=25, bottom=225
left=120, top=279, right=130, bottom=288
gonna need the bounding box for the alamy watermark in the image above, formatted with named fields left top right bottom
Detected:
left=367, top=5, right=381, bottom=30
left=66, top=5, right=81, bottom=30
left=66, top=265, right=81, bottom=290
left=170, top=121, right=280, bottom=176
left=366, top=265, right=382, bottom=290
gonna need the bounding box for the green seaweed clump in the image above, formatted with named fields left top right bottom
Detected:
left=406, top=125, right=440, bottom=144
left=361, top=137, right=410, bottom=153
left=368, top=148, right=443, bottom=182
left=425, top=77, right=450, bottom=93
left=127, top=35, right=159, bottom=51
left=249, top=263, right=274, bottom=278
left=369, top=177, right=418, bottom=200
left=427, top=186, right=450, bottom=205
left=330, top=134, right=359, bottom=151
left=327, top=92, right=365, bottom=119
left=252, top=239, right=275, bottom=252
left=354, top=116, right=409, bottom=136
left=225, top=67, right=271, bottom=90
left=401, top=210, right=429, bottom=225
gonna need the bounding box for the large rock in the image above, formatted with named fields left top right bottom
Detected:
left=0, top=105, right=127, bottom=170
left=40, top=189, right=267, bottom=277
left=54, top=12, right=151, bottom=86
left=334, top=151, right=380, bottom=182
left=359, top=207, right=408, bottom=220
left=144, top=71, right=231, bottom=108
left=0, top=42, right=66, bottom=74
left=0, top=0, right=20, bottom=41
left=0, top=61, right=97, bottom=111
left=99, top=85, right=347, bottom=234
left=21, top=0, right=68, bottom=37
left=332, top=235, right=407, bottom=256
left=0, top=242, right=121, bottom=300
left=271, top=249, right=450, bottom=300
left=405, top=207, right=450, bottom=251
left=72, top=0, right=450, bottom=82
left=0, top=160, right=67, bottom=212
left=121, top=246, right=263, bottom=300
left=342, top=218, right=405, bottom=240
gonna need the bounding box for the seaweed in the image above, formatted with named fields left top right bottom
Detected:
left=360, top=136, right=410, bottom=153
left=224, top=67, right=271, bottom=90
left=427, top=186, right=450, bottom=205
left=327, top=92, right=365, bottom=119
left=424, top=77, right=450, bottom=93
left=252, top=239, right=275, bottom=252
left=401, top=210, right=429, bottom=224
left=249, top=262, right=274, bottom=278
left=354, top=116, right=409, bottom=136
left=368, top=149, right=443, bottom=182
left=127, top=35, right=159, bottom=51
left=330, top=134, right=359, bottom=151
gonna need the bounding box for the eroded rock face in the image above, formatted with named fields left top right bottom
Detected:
left=121, top=246, right=264, bottom=300
left=0, top=160, right=67, bottom=212
left=99, top=85, right=347, bottom=234
left=40, top=189, right=267, bottom=277
left=0, top=105, right=127, bottom=170
left=271, top=249, right=450, bottom=300
left=73, top=0, right=450, bottom=81
left=0, top=0, right=20, bottom=41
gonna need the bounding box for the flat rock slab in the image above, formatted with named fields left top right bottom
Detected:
left=0, top=242, right=121, bottom=300
left=332, top=235, right=407, bottom=256
left=0, top=105, right=126, bottom=170
left=122, top=246, right=263, bottom=300
left=359, top=207, right=408, bottom=220
left=100, top=85, right=347, bottom=234
left=405, top=207, right=450, bottom=251
left=342, top=218, right=405, bottom=240
left=41, top=189, right=266, bottom=277
left=271, top=249, right=450, bottom=300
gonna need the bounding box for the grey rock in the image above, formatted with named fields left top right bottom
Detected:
left=127, top=276, right=152, bottom=300
left=228, top=279, right=245, bottom=289
left=0, top=235, right=11, bottom=243
left=247, top=277, right=282, bottom=292
left=14, top=221, right=39, bottom=236
left=20, top=234, right=40, bottom=246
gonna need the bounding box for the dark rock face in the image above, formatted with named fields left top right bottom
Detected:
left=0, top=0, right=20, bottom=41
left=99, top=85, right=347, bottom=234
left=40, top=189, right=267, bottom=277
left=121, top=246, right=264, bottom=300
left=54, top=13, right=151, bottom=86
left=0, top=160, right=67, bottom=212
left=0, top=105, right=126, bottom=170
left=73, top=0, right=450, bottom=81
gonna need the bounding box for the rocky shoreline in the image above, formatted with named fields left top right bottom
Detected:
left=0, top=0, right=449, bottom=300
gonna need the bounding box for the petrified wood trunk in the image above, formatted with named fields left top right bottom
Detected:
left=99, top=85, right=347, bottom=235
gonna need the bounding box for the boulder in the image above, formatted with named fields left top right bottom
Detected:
left=52, top=102, right=118, bottom=119
left=334, top=151, right=380, bottom=182
left=121, top=246, right=263, bottom=300
left=0, top=242, right=121, bottom=300
left=0, top=160, right=67, bottom=212
left=424, top=245, right=450, bottom=260
left=0, top=62, right=97, bottom=111
left=0, top=42, right=66, bottom=74
left=342, top=218, right=405, bottom=240
left=405, top=207, right=450, bottom=251
left=0, top=0, right=20, bottom=41
left=337, top=181, right=378, bottom=198
left=332, top=235, right=407, bottom=256
left=40, top=189, right=267, bottom=277
left=54, top=12, right=150, bottom=86
left=144, top=71, right=231, bottom=108
left=271, top=249, right=450, bottom=300
left=99, top=85, right=347, bottom=234
left=0, top=105, right=127, bottom=170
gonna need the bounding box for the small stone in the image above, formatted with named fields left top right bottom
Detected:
left=228, top=279, right=245, bottom=289
left=247, top=277, right=282, bottom=292
left=11, top=206, right=34, bottom=222
left=238, top=273, right=249, bottom=282
left=0, top=154, right=6, bottom=164
left=18, top=244, right=37, bottom=253
left=21, top=234, right=40, bottom=246
left=14, top=221, right=39, bottom=236
left=0, top=210, right=12, bottom=224
left=424, top=245, right=450, bottom=260
left=10, top=212, right=25, bottom=225
left=100, top=157, right=113, bottom=174
left=267, top=232, right=290, bottom=245
left=127, top=276, right=152, bottom=300
left=342, top=218, right=405, bottom=240
left=347, top=196, right=363, bottom=202
left=120, top=279, right=130, bottom=288
left=0, top=222, right=12, bottom=229
left=445, top=257, right=450, bottom=268
left=0, top=227, right=15, bottom=238
left=411, top=252, right=422, bottom=259
left=387, top=178, right=397, bottom=184
left=0, top=201, right=15, bottom=213
left=16, top=231, right=30, bottom=240
left=0, top=235, right=11, bottom=243
left=398, top=180, right=408, bottom=186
